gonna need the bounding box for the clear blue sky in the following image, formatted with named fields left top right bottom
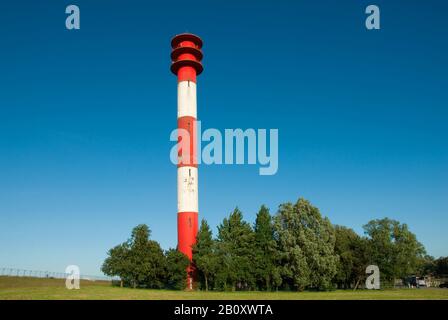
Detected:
left=0, top=0, right=447, bottom=275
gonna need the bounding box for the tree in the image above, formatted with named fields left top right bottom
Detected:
left=101, top=243, right=131, bottom=287
left=216, top=207, right=256, bottom=291
left=193, top=219, right=218, bottom=291
left=333, top=226, right=369, bottom=289
left=274, top=198, right=338, bottom=291
left=417, top=255, right=435, bottom=276
left=253, top=205, right=281, bottom=291
left=128, top=224, right=166, bottom=288
left=164, top=249, right=190, bottom=290
left=363, top=218, right=426, bottom=283
left=435, top=257, right=448, bottom=276
left=102, top=224, right=166, bottom=289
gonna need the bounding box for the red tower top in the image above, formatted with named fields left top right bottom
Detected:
left=170, top=33, right=203, bottom=82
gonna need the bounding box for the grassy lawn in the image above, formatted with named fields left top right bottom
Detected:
left=1, top=276, right=448, bottom=300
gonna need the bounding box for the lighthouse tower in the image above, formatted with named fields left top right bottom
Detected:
left=170, top=33, right=203, bottom=289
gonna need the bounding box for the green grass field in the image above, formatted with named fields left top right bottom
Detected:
left=1, top=276, right=448, bottom=300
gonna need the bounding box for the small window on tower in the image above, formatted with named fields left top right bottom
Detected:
left=189, top=169, right=191, bottom=177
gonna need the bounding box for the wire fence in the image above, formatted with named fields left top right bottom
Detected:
left=0, top=267, right=118, bottom=282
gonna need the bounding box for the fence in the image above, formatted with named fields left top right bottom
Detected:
left=0, top=267, right=118, bottom=282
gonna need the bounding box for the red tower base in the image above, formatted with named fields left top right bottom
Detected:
left=177, top=211, right=198, bottom=289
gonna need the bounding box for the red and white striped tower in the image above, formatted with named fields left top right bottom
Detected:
left=170, top=33, right=203, bottom=290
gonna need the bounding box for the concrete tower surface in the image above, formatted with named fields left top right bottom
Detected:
left=170, top=33, right=203, bottom=289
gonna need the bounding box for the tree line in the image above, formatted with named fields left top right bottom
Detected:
left=101, top=224, right=190, bottom=289
left=102, top=197, right=438, bottom=291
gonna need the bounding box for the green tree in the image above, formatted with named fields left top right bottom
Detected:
left=101, top=243, right=131, bottom=287
left=333, top=226, right=369, bottom=289
left=363, top=218, right=426, bottom=283
left=415, top=255, right=435, bottom=276
left=435, top=257, right=448, bottom=276
left=254, top=205, right=281, bottom=291
left=102, top=224, right=165, bottom=289
left=274, top=198, right=338, bottom=291
left=193, top=219, right=218, bottom=291
left=164, top=249, right=190, bottom=290
left=216, top=207, right=256, bottom=291
left=128, top=224, right=166, bottom=288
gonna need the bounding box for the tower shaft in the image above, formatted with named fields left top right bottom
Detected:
left=171, top=33, right=203, bottom=290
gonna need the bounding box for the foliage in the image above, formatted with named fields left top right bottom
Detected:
left=417, top=255, right=436, bottom=276
left=253, top=205, right=281, bottom=291
left=193, top=219, right=218, bottom=291
left=102, top=197, right=432, bottom=292
left=215, top=207, right=256, bottom=291
left=363, top=218, right=426, bottom=283
left=101, top=243, right=131, bottom=286
left=274, top=198, right=338, bottom=291
left=128, top=224, right=165, bottom=288
left=434, top=257, right=448, bottom=276
left=333, top=225, right=369, bottom=289
left=164, top=249, right=190, bottom=290
left=102, top=224, right=183, bottom=289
